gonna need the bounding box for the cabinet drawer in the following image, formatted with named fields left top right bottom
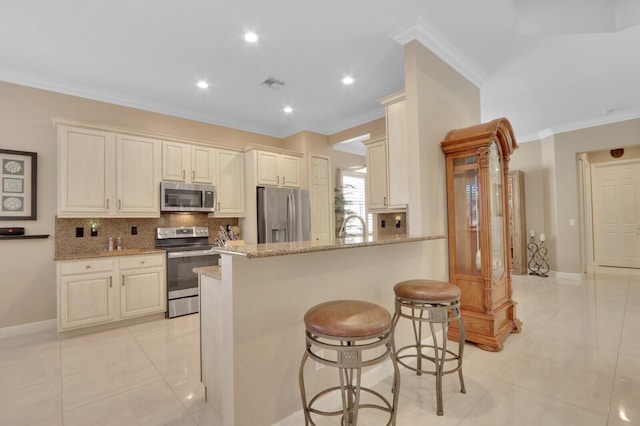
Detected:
left=59, top=258, right=114, bottom=276
left=119, top=254, right=164, bottom=270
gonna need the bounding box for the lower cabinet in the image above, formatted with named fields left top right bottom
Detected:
left=57, top=254, right=166, bottom=331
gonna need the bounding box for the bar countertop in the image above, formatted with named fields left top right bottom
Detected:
left=212, top=233, right=445, bottom=259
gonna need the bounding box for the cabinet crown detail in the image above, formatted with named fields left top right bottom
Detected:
left=244, top=144, right=303, bottom=158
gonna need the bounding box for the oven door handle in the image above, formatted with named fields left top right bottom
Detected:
left=167, top=249, right=216, bottom=259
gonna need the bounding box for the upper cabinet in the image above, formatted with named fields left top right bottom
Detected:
left=364, top=136, right=389, bottom=210
left=116, top=134, right=162, bottom=215
left=58, top=125, right=161, bottom=217
left=256, top=150, right=301, bottom=188
left=162, top=141, right=214, bottom=184
left=214, top=148, right=245, bottom=217
left=365, top=91, right=408, bottom=211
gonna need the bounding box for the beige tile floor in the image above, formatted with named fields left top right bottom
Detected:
left=1, top=270, right=639, bottom=425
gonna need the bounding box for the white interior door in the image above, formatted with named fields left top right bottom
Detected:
left=592, top=160, right=640, bottom=268
left=310, top=155, right=332, bottom=241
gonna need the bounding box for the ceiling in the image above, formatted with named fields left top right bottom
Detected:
left=1, top=0, right=639, bottom=146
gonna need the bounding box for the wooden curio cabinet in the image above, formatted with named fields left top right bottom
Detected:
left=441, top=118, right=522, bottom=351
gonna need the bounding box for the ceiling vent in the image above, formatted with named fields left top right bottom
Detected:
left=260, top=77, right=285, bottom=89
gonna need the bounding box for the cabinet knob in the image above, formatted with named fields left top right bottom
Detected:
left=277, top=176, right=280, bottom=185
left=283, top=176, right=286, bottom=185
left=118, top=199, right=122, bottom=209
left=183, top=170, right=186, bottom=179
left=109, top=276, right=112, bottom=288
left=106, top=199, right=110, bottom=209
left=140, top=261, right=145, bottom=265
left=85, top=265, right=91, bottom=269
left=122, top=275, right=125, bottom=286
left=192, top=170, right=195, bottom=180
left=384, top=196, right=387, bottom=206
left=217, top=202, right=220, bottom=211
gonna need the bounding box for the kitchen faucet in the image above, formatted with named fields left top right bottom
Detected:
left=338, top=214, right=367, bottom=237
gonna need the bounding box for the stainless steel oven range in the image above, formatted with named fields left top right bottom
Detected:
left=155, top=226, right=220, bottom=318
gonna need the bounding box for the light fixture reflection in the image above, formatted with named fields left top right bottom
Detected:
left=283, top=106, right=293, bottom=113
left=244, top=32, right=258, bottom=43
left=197, top=81, right=209, bottom=89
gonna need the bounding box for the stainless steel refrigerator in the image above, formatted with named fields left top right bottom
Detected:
left=257, top=186, right=311, bottom=243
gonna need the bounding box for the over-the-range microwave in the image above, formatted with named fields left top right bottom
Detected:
left=160, top=182, right=216, bottom=213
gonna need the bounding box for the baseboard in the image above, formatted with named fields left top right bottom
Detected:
left=0, top=319, right=57, bottom=339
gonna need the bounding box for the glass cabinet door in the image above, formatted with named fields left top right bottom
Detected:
left=452, top=156, right=480, bottom=276
left=488, top=141, right=505, bottom=279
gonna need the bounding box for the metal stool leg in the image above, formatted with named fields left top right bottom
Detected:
left=299, top=350, right=311, bottom=425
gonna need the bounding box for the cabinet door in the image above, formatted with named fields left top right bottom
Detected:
left=281, top=155, right=301, bottom=188
left=162, top=141, right=189, bottom=182
left=59, top=272, right=116, bottom=330
left=120, top=267, right=166, bottom=318
left=58, top=126, right=114, bottom=215
left=191, top=146, right=215, bottom=184
left=256, top=151, right=280, bottom=186
left=366, top=138, right=389, bottom=210
left=116, top=135, right=161, bottom=216
left=216, top=149, right=245, bottom=216
left=386, top=99, right=408, bottom=207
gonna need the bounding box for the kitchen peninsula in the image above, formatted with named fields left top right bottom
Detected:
left=195, top=234, right=447, bottom=425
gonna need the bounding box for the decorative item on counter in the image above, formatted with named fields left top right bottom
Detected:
left=117, top=236, right=122, bottom=251
left=108, top=236, right=114, bottom=251
left=527, top=231, right=549, bottom=277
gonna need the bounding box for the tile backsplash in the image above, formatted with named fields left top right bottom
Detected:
left=376, top=212, right=407, bottom=236
left=55, top=214, right=238, bottom=259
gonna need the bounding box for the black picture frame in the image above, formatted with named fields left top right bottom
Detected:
left=0, top=149, right=37, bottom=220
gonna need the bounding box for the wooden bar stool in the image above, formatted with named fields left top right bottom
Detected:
left=299, top=300, right=400, bottom=425
left=391, top=279, right=466, bottom=416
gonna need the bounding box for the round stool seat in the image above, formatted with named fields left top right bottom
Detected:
left=304, top=300, right=391, bottom=338
left=394, top=279, right=460, bottom=302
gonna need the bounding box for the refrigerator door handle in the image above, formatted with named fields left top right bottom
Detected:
left=286, top=193, right=293, bottom=242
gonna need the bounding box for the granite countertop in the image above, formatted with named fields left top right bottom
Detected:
left=55, top=248, right=165, bottom=261
left=213, top=234, right=446, bottom=259
left=193, top=265, right=221, bottom=279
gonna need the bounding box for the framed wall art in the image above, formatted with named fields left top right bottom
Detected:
left=0, top=149, right=37, bottom=220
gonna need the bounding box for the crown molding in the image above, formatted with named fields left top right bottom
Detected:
left=389, top=17, right=488, bottom=88
left=514, top=109, right=640, bottom=143
left=0, top=68, right=286, bottom=139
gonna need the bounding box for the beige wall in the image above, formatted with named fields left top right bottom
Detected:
left=0, top=81, right=364, bottom=330
left=284, top=130, right=366, bottom=190
left=327, top=117, right=386, bottom=146
left=510, top=141, right=545, bottom=241
left=404, top=40, right=481, bottom=236
left=512, top=119, right=640, bottom=273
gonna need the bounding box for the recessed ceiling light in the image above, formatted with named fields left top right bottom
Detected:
left=197, top=81, right=209, bottom=89
left=283, top=106, right=293, bottom=113
left=244, top=32, right=258, bottom=43
left=342, top=76, right=355, bottom=85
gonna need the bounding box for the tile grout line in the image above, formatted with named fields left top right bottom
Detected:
left=127, top=322, right=201, bottom=425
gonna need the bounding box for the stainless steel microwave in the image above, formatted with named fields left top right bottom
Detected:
left=160, top=182, right=216, bottom=212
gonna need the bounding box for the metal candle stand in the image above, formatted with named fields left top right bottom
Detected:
left=527, top=236, right=549, bottom=277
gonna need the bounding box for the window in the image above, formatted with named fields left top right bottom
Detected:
left=339, top=170, right=373, bottom=236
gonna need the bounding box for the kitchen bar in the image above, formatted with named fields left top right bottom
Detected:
left=195, top=233, right=447, bottom=425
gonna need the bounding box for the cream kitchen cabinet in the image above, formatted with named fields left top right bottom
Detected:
left=57, top=254, right=166, bottom=331
left=364, top=91, right=408, bottom=211
left=118, top=254, right=166, bottom=319
left=364, top=136, right=390, bottom=210
left=214, top=148, right=245, bottom=216
left=57, top=258, right=117, bottom=331
left=256, top=150, right=301, bottom=188
left=162, top=141, right=214, bottom=184
left=57, top=125, right=161, bottom=217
